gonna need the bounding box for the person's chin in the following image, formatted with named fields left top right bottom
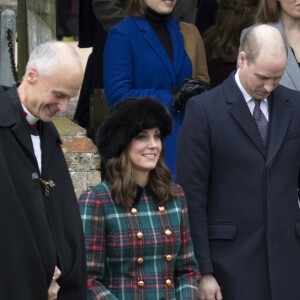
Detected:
left=40, top=114, right=53, bottom=122
left=146, top=162, right=159, bottom=170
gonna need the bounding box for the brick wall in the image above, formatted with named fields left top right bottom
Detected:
left=53, top=116, right=101, bottom=199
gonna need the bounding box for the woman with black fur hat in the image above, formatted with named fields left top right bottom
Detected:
left=78, top=97, right=200, bottom=299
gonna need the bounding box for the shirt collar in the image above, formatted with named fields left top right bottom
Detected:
left=235, top=69, right=252, bottom=103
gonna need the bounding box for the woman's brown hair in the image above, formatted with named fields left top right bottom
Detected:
left=106, top=147, right=180, bottom=208
left=203, top=0, right=258, bottom=62
left=254, top=0, right=280, bottom=23
left=125, top=0, right=148, bottom=17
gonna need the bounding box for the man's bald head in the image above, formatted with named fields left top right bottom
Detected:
left=18, top=41, right=83, bottom=122
left=240, top=24, right=287, bottom=65
left=238, top=24, right=287, bottom=100
left=25, top=41, right=83, bottom=78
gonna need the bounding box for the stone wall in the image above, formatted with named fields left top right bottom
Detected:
left=52, top=116, right=101, bottom=199
left=0, top=1, right=17, bottom=12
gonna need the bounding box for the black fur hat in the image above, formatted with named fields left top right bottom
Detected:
left=97, top=97, right=172, bottom=164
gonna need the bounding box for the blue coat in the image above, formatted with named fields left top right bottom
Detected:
left=103, top=16, right=193, bottom=177
left=177, top=73, right=300, bottom=299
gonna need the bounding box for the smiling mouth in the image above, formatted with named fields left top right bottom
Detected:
left=162, top=0, right=174, bottom=5
left=143, top=153, right=157, bottom=158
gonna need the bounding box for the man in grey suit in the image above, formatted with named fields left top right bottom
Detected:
left=177, top=24, right=300, bottom=300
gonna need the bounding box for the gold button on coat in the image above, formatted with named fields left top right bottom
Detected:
left=164, top=229, right=172, bottom=236
left=138, top=281, right=145, bottom=287
left=166, top=279, right=172, bottom=286
left=137, top=232, right=143, bottom=239
left=137, top=257, right=144, bottom=264
left=158, top=206, right=165, bottom=212
left=131, top=208, right=137, bottom=214
left=166, top=255, right=172, bottom=261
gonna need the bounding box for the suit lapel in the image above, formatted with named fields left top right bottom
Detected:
left=224, top=75, right=267, bottom=157
left=266, top=90, right=291, bottom=166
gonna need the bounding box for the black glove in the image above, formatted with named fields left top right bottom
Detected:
left=172, top=78, right=209, bottom=112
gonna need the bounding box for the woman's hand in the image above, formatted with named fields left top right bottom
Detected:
left=48, top=266, right=61, bottom=300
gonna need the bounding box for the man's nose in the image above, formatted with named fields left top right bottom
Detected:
left=264, top=80, right=276, bottom=92
left=58, top=99, right=69, bottom=112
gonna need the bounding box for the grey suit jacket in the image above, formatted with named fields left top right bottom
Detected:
left=240, top=21, right=300, bottom=91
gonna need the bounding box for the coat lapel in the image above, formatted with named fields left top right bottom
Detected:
left=12, top=121, right=40, bottom=166
left=135, top=18, right=183, bottom=85
left=167, top=19, right=186, bottom=79
left=228, top=99, right=267, bottom=157
left=223, top=75, right=292, bottom=162
left=223, top=75, right=267, bottom=157
left=0, top=87, right=62, bottom=174
left=0, top=87, right=39, bottom=168
left=266, top=90, right=291, bottom=166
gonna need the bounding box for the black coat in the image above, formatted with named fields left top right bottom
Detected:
left=74, top=0, right=126, bottom=128
left=177, top=74, right=300, bottom=299
left=0, top=86, right=87, bottom=299
left=78, top=0, right=97, bottom=48
left=195, top=0, right=218, bottom=34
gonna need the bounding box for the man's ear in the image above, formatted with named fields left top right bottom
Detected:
left=26, top=66, right=39, bottom=84
left=237, top=51, right=247, bottom=68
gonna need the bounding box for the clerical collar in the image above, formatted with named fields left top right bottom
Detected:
left=22, top=104, right=39, bottom=126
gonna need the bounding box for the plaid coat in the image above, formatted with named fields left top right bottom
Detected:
left=79, top=181, right=200, bottom=299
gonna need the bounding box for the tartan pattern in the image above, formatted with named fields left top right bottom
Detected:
left=79, top=181, right=200, bottom=300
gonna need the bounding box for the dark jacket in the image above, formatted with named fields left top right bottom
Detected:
left=177, top=74, right=300, bottom=299
left=74, top=0, right=126, bottom=128
left=0, top=86, right=87, bottom=299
